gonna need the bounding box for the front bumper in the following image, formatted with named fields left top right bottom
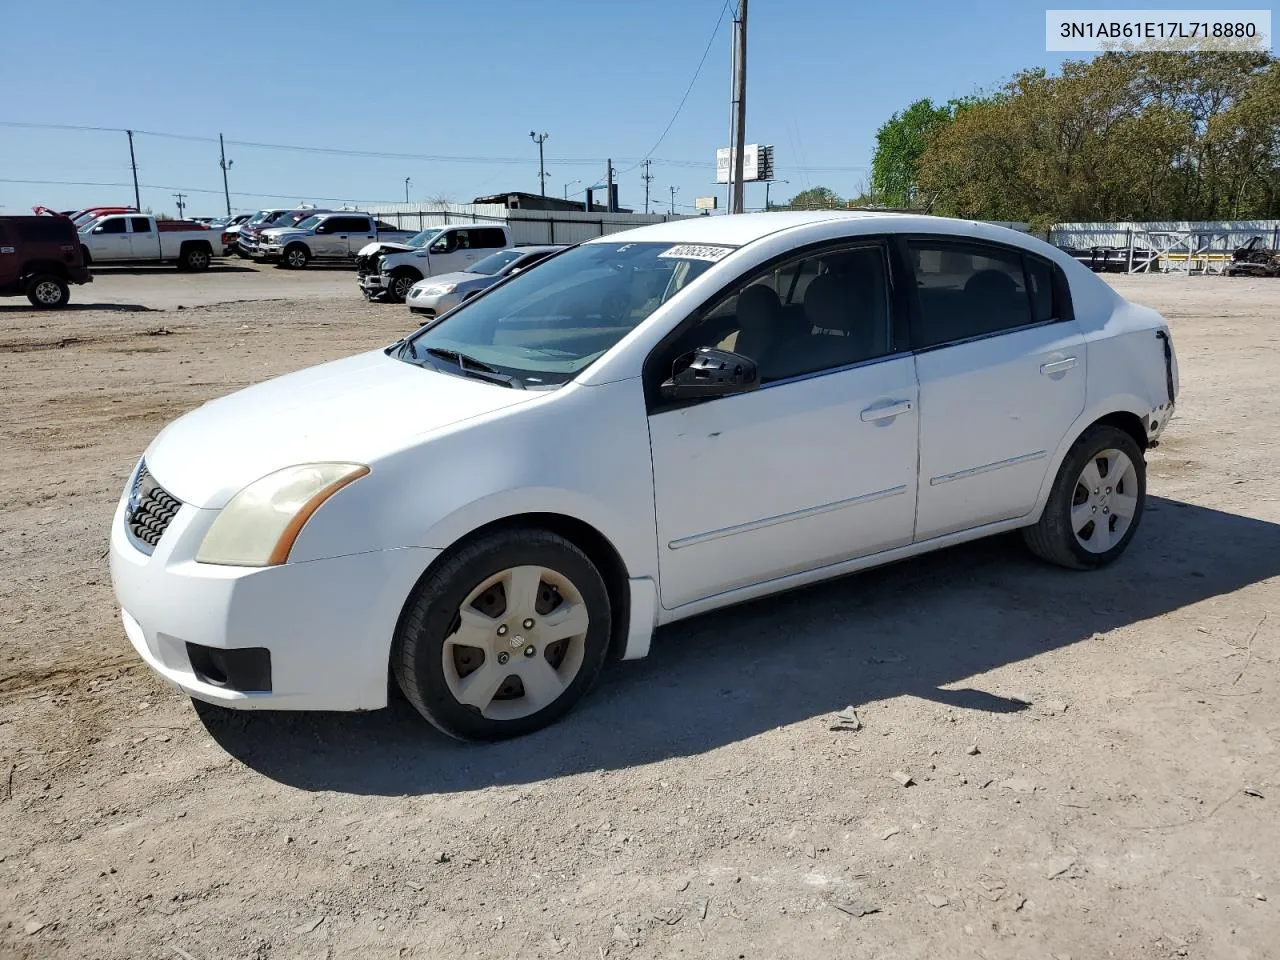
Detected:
left=359, top=274, right=390, bottom=295
left=407, top=290, right=459, bottom=316
left=108, top=480, right=439, bottom=711
left=258, top=243, right=283, bottom=260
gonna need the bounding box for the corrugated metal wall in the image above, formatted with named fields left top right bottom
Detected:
left=366, top=203, right=689, bottom=245
left=1051, top=220, right=1280, bottom=250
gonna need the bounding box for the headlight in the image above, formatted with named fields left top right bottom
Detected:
left=427, top=283, right=457, bottom=296
left=195, top=463, right=368, bottom=567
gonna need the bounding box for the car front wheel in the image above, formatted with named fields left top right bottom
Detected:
left=1022, top=424, right=1146, bottom=569
left=392, top=529, right=612, bottom=741
left=282, top=245, right=310, bottom=269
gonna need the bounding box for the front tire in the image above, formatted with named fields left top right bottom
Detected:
left=1022, top=425, right=1146, bottom=570
left=392, top=529, right=612, bottom=741
left=25, top=275, right=69, bottom=309
left=388, top=270, right=420, bottom=303
left=282, top=244, right=310, bottom=269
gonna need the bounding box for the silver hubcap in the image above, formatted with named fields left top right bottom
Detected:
left=190, top=251, right=208, bottom=268
left=394, top=277, right=413, bottom=297
left=288, top=250, right=305, bottom=267
left=442, top=565, right=589, bottom=721
left=1071, top=448, right=1138, bottom=553
left=34, top=281, right=61, bottom=304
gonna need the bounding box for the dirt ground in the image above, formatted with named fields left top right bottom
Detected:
left=1, top=263, right=1278, bottom=960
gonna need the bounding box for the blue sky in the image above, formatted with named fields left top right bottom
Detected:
left=0, top=0, right=1249, bottom=216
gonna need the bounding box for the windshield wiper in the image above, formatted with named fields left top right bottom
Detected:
left=424, top=347, right=524, bottom=389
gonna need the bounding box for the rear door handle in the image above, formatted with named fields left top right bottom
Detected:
left=1040, top=357, right=1078, bottom=376
left=860, top=400, right=913, bottom=422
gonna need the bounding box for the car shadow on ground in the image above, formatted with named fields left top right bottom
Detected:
left=0, top=302, right=155, bottom=314
left=88, top=264, right=257, bottom=275
left=198, top=496, right=1280, bottom=795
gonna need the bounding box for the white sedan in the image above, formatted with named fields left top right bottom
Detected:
left=110, top=212, right=1178, bottom=741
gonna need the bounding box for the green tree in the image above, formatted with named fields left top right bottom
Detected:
left=870, top=98, right=955, bottom=208
left=786, top=186, right=843, bottom=209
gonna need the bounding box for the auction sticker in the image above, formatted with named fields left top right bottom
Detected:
left=658, top=244, right=736, bottom=262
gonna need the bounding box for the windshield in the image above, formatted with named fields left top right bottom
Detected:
left=407, top=227, right=443, bottom=248
left=399, top=240, right=732, bottom=388
left=291, top=215, right=321, bottom=231
left=467, top=250, right=524, bottom=276
left=245, top=210, right=277, bottom=225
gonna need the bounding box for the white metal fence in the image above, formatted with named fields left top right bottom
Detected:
left=366, top=203, right=689, bottom=246
left=1050, top=220, right=1280, bottom=273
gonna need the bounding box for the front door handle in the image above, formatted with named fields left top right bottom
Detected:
left=860, top=399, right=913, bottom=422
left=1040, top=356, right=1078, bottom=376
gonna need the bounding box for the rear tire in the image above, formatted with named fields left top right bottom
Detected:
left=25, top=275, right=69, bottom=309
left=180, top=245, right=211, bottom=271
left=392, top=528, right=612, bottom=741
left=1022, top=425, right=1146, bottom=570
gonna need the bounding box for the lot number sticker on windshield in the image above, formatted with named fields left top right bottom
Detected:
left=658, top=244, right=735, bottom=262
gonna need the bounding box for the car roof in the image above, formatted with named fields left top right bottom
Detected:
left=585, top=211, right=890, bottom=247
left=587, top=210, right=1061, bottom=260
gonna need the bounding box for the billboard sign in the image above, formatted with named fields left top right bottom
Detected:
left=715, top=144, right=774, bottom=183
left=694, top=195, right=719, bottom=210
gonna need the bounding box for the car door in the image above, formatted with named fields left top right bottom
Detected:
left=344, top=217, right=376, bottom=257
left=426, top=229, right=466, bottom=275
left=647, top=240, right=920, bottom=610
left=128, top=217, right=157, bottom=259
left=89, top=216, right=132, bottom=261
left=905, top=237, right=1085, bottom=541
left=311, top=217, right=350, bottom=258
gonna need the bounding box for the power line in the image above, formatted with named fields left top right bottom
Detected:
left=620, top=0, right=731, bottom=175
left=0, top=119, right=869, bottom=174
left=0, top=178, right=399, bottom=206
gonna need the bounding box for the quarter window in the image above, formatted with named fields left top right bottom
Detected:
left=907, top=240, right=1037, bottom=348
left=1025, top=255, right=1055, bottom=323
left=667, top=244, right=894, bottom=385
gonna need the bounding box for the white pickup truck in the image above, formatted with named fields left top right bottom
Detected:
left=79, top=214, right=218, bottom=270
left=355, top=223, right=513, bottom=302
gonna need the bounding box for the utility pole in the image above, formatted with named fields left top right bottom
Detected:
left=172, top=192, right=187, bottom=220
left=126, top=130, right=141, bottom=211
left=669, top=186, right=679, bottom=215
left=563, top=179, right=581, bottom=200
left=730, top=0, right=749, bottom=214
left=764, top=178, right=788, bottom=210
left=404, top=177, right=411, bottom=203
left=642, top=159, right=655, bottom=214
left=218, top=133, right=233, bottom=217
left=530, top=131, right=550, bottom=196
left=606, top=158, right=615, bottom=213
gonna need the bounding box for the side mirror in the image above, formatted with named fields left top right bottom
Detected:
left=660, top=347, right=759, bottom=401
left=93, top=226, right=105, bottom=234
left=508, top=267, right=524, bottom=275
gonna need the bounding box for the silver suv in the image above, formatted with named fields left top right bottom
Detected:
left=259, top=213, right=417, bottom=268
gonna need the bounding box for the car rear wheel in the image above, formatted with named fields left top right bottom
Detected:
left=282, top=245, right=310, bottom=269
left=25, top=275, right=69, bottom=309
left=180, top=246, right=211, bottom=271
left=1022, top=425, right=1146, bottom=570
left=392, top=528, right=612, bottom=741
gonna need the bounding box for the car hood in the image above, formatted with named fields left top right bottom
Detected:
left=261, top=228, right=305, bottom=242
left=357, top=240, right=418, bottom=257
left=417, top=270, right=490, bottom=290
left=144, top=349, right=536, bottom=509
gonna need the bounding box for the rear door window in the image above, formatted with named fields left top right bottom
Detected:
left=474, top=227, right=507, bottom=249
left=906, top=240, right=1035, bottom=349
left=130, top=217, right=152, bottom=233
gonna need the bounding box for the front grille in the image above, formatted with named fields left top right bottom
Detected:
left=355, top=253, right=380, bottom=277
left=126, top=463, right=181, bottom=552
